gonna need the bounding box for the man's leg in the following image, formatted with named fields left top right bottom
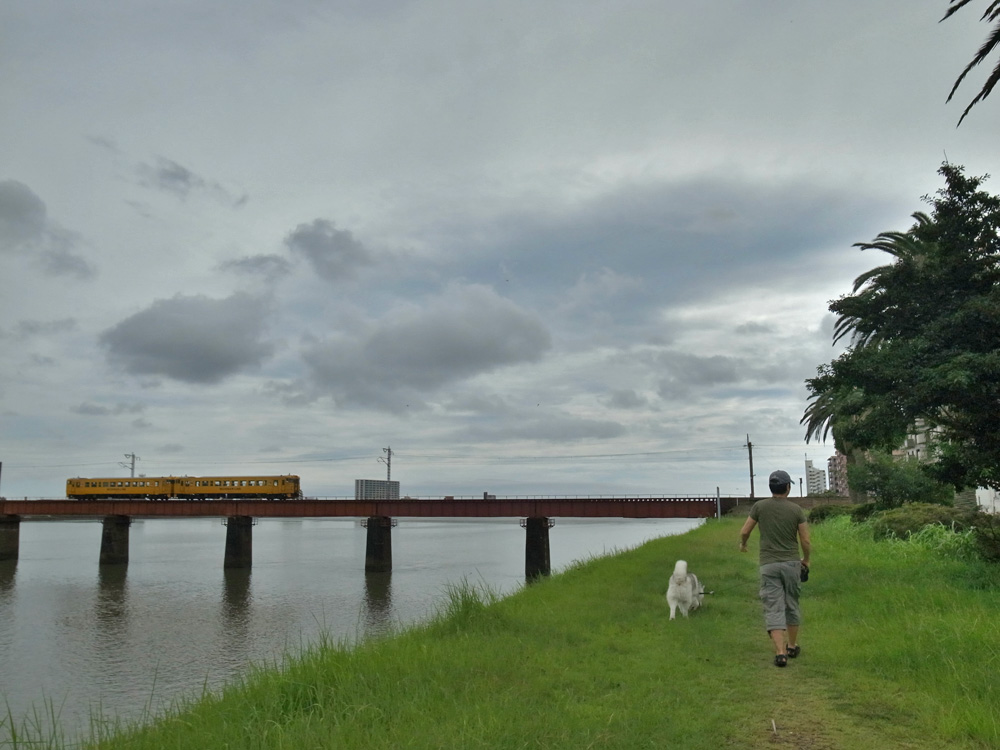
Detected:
left=769, top=628, right=787, bottom=655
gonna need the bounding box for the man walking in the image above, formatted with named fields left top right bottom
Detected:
left=739, top=469, right=811, bottom=667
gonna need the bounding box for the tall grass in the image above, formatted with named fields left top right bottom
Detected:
left=5, top=517, right=999, bottom=749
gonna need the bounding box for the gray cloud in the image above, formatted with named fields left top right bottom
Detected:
left=735, top=321, right=775, bottom=335
left=137, top=158, right=206, bottom=197
left=603, top=389, right=650, bottom=410
left=0, top=180, right=95, bottom=278
left=218, top=254, right=291, bottom=282
left=137, top=157, right=247, bottom=207
left=657, top=353, right=746, bottom=400
left=14, top=318, right=77, bottom=339
left=72, top=402, right=145, bottom=416
left=456, top=177, right=892, bottom=321
left=100, top=293, right=273, bottom=384
left=0, top=180, right=47, bottom=248
left=301, top=284, right=551, bottom=408
left=285, top=219, right=374, bottom=282
left=460, top=415, right=626, bottom=443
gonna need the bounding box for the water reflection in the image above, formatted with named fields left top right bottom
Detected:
left=222, top=569, right=252, bottom=631
left=95, top=565, right=128, bottom=624
left=363, top=572, right=393, bottom=635
left=0, top=560, right=15, bottom=602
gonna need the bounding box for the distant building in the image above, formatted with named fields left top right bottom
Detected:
left=355, top=479, right=400, bottom=500
left=805, top=459, right=826, bottom=495
left=977, top=488, right=1000, bottom=514
left=895, top=418, right=939, bottom=462
left=827, top=451, right=849, bottom=496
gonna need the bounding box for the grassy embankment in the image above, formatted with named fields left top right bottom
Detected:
left=11, top=516, right=1000, bottom=749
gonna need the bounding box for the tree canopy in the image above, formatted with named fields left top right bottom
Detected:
left=944, top=0, right=1000, bottom=124
left=804, top=163, right=1000, bottom=490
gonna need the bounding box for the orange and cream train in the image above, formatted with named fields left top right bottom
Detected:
left=66, top=475, right=302, bottom=500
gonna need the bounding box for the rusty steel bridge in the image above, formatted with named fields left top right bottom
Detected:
left=0, top=495, right=745, bottom=579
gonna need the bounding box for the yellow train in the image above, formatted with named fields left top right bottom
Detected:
left=66, top=475, right=302, bottom=500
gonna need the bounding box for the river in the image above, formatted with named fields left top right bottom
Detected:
left=0, top=516, right=701, bottom=741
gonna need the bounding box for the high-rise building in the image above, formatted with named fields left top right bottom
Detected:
left=827, top=451, right=849, bottom=496
left=355, top=479, right=400, bottom=500
left=805, top=459, right=826, bottom=495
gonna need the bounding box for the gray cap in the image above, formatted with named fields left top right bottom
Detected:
left=768, top=469, right=792, bottom=487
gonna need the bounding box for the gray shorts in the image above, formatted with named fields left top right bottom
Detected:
left=759, top=560, right=802, bottom=631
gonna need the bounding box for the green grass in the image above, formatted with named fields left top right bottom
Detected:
left=5, top=516, right=1000, bottom=749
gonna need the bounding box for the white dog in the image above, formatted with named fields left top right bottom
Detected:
left=666, top=560, right=704, bottom=620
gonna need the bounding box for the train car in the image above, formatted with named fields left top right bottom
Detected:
left=171, top=475, right=301, bottom=500
left=67, top=477, right=174, bottom=499
left=67, top=475, right=302, bottom=500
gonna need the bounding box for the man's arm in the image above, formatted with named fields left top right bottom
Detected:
left=798, top=521, right=811, bottom=565
left=739, top=517, right=757, bottom=552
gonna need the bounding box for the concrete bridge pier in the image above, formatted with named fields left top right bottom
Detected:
left=523, top=516, right=553, bottom=581
left=364, top=516, right=394, bottom=572
left=99, top=515, right=131, bottom=565
left=224, top=516, right=254, bottom=569
left=0, top=515, right=20, bottom=562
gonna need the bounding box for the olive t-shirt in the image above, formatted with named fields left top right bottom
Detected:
left=749, top=497, right=807, bottom=565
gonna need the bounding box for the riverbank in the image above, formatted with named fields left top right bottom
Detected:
left=22, top=516, right=1000, bottom=749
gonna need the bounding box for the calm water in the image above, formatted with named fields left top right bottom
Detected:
left=0, top=516, right=700, bottom=740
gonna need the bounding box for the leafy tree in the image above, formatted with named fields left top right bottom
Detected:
left=804, top=164, right=1000, bottom=491
left=944, top=0, right=1000, bottom=124
left=847, top=452, right=956, bottom=510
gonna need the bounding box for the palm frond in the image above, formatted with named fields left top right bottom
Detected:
left=944, top=0, right=1000, bottom=124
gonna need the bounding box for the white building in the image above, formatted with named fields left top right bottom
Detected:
left=977, top=488, right=1000, bottom=514
left=805, top=459, right=826, bottom=495
left=355, top=479, right=400, bottom=500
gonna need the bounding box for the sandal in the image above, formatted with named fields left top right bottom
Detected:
left=774, top=654, right=788, bottom=668
left=787, top=645, right=801, bottom=659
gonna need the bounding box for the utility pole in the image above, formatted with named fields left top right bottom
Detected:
left=745, top=434, right=755, bottom=498
left=120, top=453, right=140, bottom=477
left=378, top=446, right=392, bottom=482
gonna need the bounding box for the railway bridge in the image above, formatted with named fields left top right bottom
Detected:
left=0, top=495, right=744, bottom=579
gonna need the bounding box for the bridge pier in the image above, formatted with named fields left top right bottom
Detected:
left=224, top=516, right=254, bottom=569
left=523, top=516, right=552, bottom=581
left=0, top=515, right=20, bottom=562
left=364, top=516, right=393, bottom=572
left=99, top=515, right=131, bottom=565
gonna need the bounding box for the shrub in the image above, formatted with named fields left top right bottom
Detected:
left=870, top=503, right=971, bottom=541
left=969, top=511, right=1000, bottom=563
left=808, top=504, right=854, bottom=523
left=847, top=451, right=955, bottom=509
left=850, top=502, right=881, bottom=523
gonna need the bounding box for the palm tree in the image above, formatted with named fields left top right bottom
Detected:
left=944, top=0, right=1000, bottom=124
left=801, top=369, right=868, bottom=502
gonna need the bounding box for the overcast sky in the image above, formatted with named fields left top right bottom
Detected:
left=1, top=1, right=996, bottom=499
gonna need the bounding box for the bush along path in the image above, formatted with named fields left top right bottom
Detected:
left=49, top=516, right=1000, bottom=749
